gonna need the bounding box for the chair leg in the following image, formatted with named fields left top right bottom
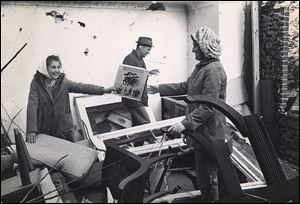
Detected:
left=14, top=129, right=33, bottom=186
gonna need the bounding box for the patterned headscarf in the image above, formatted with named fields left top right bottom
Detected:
left=191, top=27, right=222, bottom=59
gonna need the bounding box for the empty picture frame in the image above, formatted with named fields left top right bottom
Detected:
left=74, top=94, right=156, bottom=160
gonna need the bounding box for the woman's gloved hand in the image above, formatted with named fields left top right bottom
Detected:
left=168, top=122, right=185, bottom=135
left=147, top=84, right=159, bottom=94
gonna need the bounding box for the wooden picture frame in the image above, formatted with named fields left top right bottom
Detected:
left=73, top=94, right=156, bottom=155
left=114, top=64, right=149, bottom=101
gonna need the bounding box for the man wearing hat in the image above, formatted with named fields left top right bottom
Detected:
left=122, top=37, right=153, bottom=145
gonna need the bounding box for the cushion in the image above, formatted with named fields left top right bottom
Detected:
left=26, top=134, right=98, bottom=182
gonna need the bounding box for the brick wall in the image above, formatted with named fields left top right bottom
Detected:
left=260, top=1, right=289, bottom=115
left=279, top=114, right=299, bottom=166
left=260, top=2, right=299, bottom=167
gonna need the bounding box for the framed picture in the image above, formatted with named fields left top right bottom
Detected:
left=114, top=64, right=149, bottom=101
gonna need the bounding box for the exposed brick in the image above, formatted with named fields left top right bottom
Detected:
left=279, top=114, right=299, bottom=166
left=281, top=60, right=289, bottom=65
left=260, top=2, right=293, bottom=127
left=281, top=85, right=288, bottom=90
left=283, top=42, right=289, bottom=47
left=280, top=84, right=288, bottom=88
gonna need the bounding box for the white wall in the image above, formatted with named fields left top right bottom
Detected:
left=219, top=1, right=246, bottom=81
left=186, top=1, right=246, bottom=80
left=186, top=1, right=248, bottom=114
left=186, top=1, right=219, bottom=74
left=1, top=1, right=187, bottom=140
left=219, top=1, right=250, bottom=112
left=1, top=1, right=249, bottom=141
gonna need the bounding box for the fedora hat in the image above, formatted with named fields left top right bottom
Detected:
left=136, top=37, right=153, bottom=47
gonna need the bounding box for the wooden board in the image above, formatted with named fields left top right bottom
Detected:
left=39, top=168, right=62, bottom=203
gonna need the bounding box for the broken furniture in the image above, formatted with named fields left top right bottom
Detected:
left=74, top=94, right=132, bottom=136
left=26, top=134, right=108, bottom=203
left=26, top=133, right=98, bottom=182
left=161, top=95, right=265, bottom=183
left=1, top=129, right=42, bottom=203
left=74, top=94, right=155, bottom=154
left=88, top=116, right=186, bottom=160
left=182, top=95, right=298, bottom=202
left=99, top=95, right=298, bottom=203
left=2, top=131, right=106, bottom=203
left=98, top=128, right=254, bottom=202
left=1, top=168, right=42, bottom=203
left=92, top=114, right=264, bottom=184
left=99, top=125, right=258, bottom=203
left=102, top=143, right=178, bottom=203
left=161, top=96, right=187, bottom=120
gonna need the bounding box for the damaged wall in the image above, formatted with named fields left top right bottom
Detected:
left=1, top=1, right=250, bottom=142
left=1, top=1, right=187, bottom=141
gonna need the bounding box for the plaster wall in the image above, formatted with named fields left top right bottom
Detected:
left=1, top=1, right=187, bottom=139
left=187, top=1, right=247, bottom=107
left=186, top=1, right=219, bottom=75
left=219, top=1, right=247, bottom=81
left=1, top=1, right=249, bottom=142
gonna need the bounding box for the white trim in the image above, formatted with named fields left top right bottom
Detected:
left=150, top=181, right=266, bottom=203
left=251, top=1, right=261, bottom=114
left=39, top=168, right=62, bottom=203
left=94, top=116, right=184, bottom=160
left=96, top=116, right=184, bottom=141
left=129, top=138, right=186, bottom=155
left=230, top=146, right=264, bottom=182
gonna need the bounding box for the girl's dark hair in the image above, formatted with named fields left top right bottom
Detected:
left=46, top=55, right=62, bottom=67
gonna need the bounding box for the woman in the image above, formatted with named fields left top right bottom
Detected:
left=148, top=27, right=226, bottom=202
left=26, top=55, right=113, bottom=143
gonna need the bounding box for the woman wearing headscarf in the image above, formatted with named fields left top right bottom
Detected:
left=148, top=27, right=227, bottom=202
left=26, top=55, right=113, bottom=143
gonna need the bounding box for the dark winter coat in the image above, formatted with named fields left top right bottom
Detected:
left=26, top=71, right=105, bottom=140
left=159, top=58, right=227, bottom=145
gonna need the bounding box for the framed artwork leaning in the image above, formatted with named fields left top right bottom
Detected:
left=113, top=64, right=149, bottom=101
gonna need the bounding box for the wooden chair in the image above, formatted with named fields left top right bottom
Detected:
left=1, top=129, right=41, bottom=203
left=102, top=143, right=177, bottom=203
left=101, top=95, right=297, bottom=203
left=183, top=95, right=297, bottom=202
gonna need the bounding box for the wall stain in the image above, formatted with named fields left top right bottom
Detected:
left=46, top=10, right=67, bottom=24
left=84, top=48, right=89, bottom=56
left=78, top=21, right=86, bottom=27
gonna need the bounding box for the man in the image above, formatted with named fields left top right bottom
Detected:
left=148, top=27, right=227, bottom=202
left=122, top=37, right=153, bottom=145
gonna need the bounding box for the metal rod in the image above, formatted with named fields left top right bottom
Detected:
left=1, top=43, right=27, bottom=73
